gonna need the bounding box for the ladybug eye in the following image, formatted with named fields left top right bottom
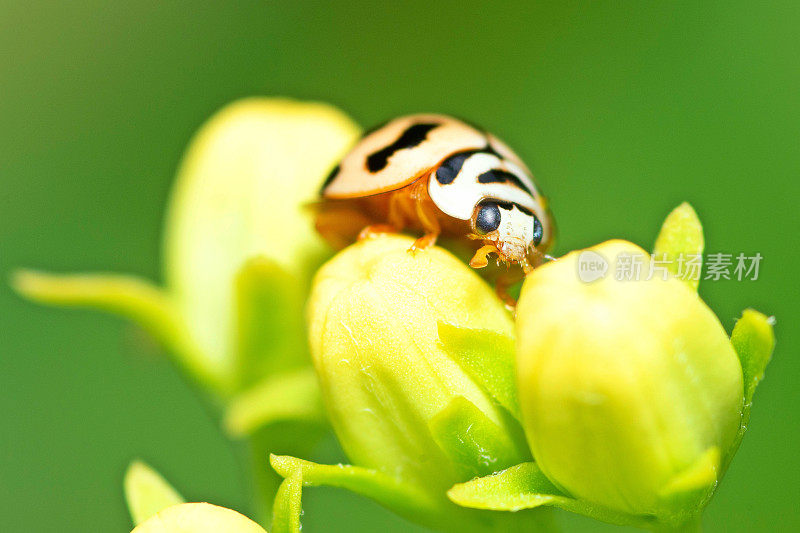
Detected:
left=532, top=215, right=543, bottom=247
left=475, top=202, right=501, bottom=234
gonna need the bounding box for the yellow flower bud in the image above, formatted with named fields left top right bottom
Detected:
left=307, top=234, right=529, bottom=494
left=131, top=503, right=266, bottom=533
left=123, top=461, right=266, bottom=533
left=164, top=97, right=360, bottom=386
left=516, top=240, right=744, bottom=521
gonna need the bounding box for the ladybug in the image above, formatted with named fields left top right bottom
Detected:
left=315, top=114, right=554, bottom=290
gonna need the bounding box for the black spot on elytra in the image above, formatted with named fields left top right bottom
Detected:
left=366, top=123, right=439, bottom=172
left=476, top=169, right=534, bottom=195
left=320, top=164, right=340, bottom=192
left=435, top=144, right=505, bottom=185
left=436, top=149, right=483, bottom=184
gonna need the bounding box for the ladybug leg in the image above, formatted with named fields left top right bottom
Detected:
left=409, top=181, right=441, bottom=253
left=469, top=245, right=499, bottom=268
left=495, top=267, right=525, bottom=311
left=386, top=190, right=406, bottom=229
left=357, top=191, right=405, bottom=241
left=410, top=232, right=438, bottom=252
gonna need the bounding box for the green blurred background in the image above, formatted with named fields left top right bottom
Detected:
left=1, top=1, right=797, bottom=531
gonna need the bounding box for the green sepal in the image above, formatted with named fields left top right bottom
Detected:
left=234, top=256, right=307, bottom=389
left=11, top=270, right=223, bottom=393
left=270, top=454, right=443, bottom=530
left=731, top=309, right=775, bottom=406
left=653, top=202, right=704, bottom=290
left=656, top=447, right=719, bottom=526
left=272, top=471, right=303, bottom=533
left=223, top=368, right=325, bottom=437
left=429, top=396, right=528, bottom=480
left=724, top=309, right=776, bottom=472
left=448, top=462, right=653, bottom=528
left=124, top=460, right=185, bottom=526
left=437, top=322, right=520, bottom=420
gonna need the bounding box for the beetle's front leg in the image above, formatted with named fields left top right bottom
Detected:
left=495, top=267, right=525, bottom=311
left=409, top=180, right=440, bottom=253
left=357, top=192, right=405, bottom=241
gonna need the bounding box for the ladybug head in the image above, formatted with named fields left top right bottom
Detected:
left=470, top=199, right=553, bottom=270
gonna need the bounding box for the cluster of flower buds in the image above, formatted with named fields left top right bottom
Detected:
left=273, top=196, right=774, bottom=532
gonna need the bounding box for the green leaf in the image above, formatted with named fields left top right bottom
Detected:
left=437, top=323, right=520, bottom=420
left=223, top=368, right=325, bottom=437
left=448, top=462, right=652, bottom=528
left=270, top=454, right=443, bottom=528
left=653, top=202, right=704, bottom=290
left=234, top=256, right=307, bottom=389
left=272, top=472, right=303, bottom=533
left=724, top=309, right=776, bottom=473
left=429, top=396, right=528, bottom=479
left=11, top=271, right=222, bottom=392
left=124, top=460, right=185, bottom=526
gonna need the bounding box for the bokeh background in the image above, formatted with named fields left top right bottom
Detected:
left=2, top=1, right=797, bottom=531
